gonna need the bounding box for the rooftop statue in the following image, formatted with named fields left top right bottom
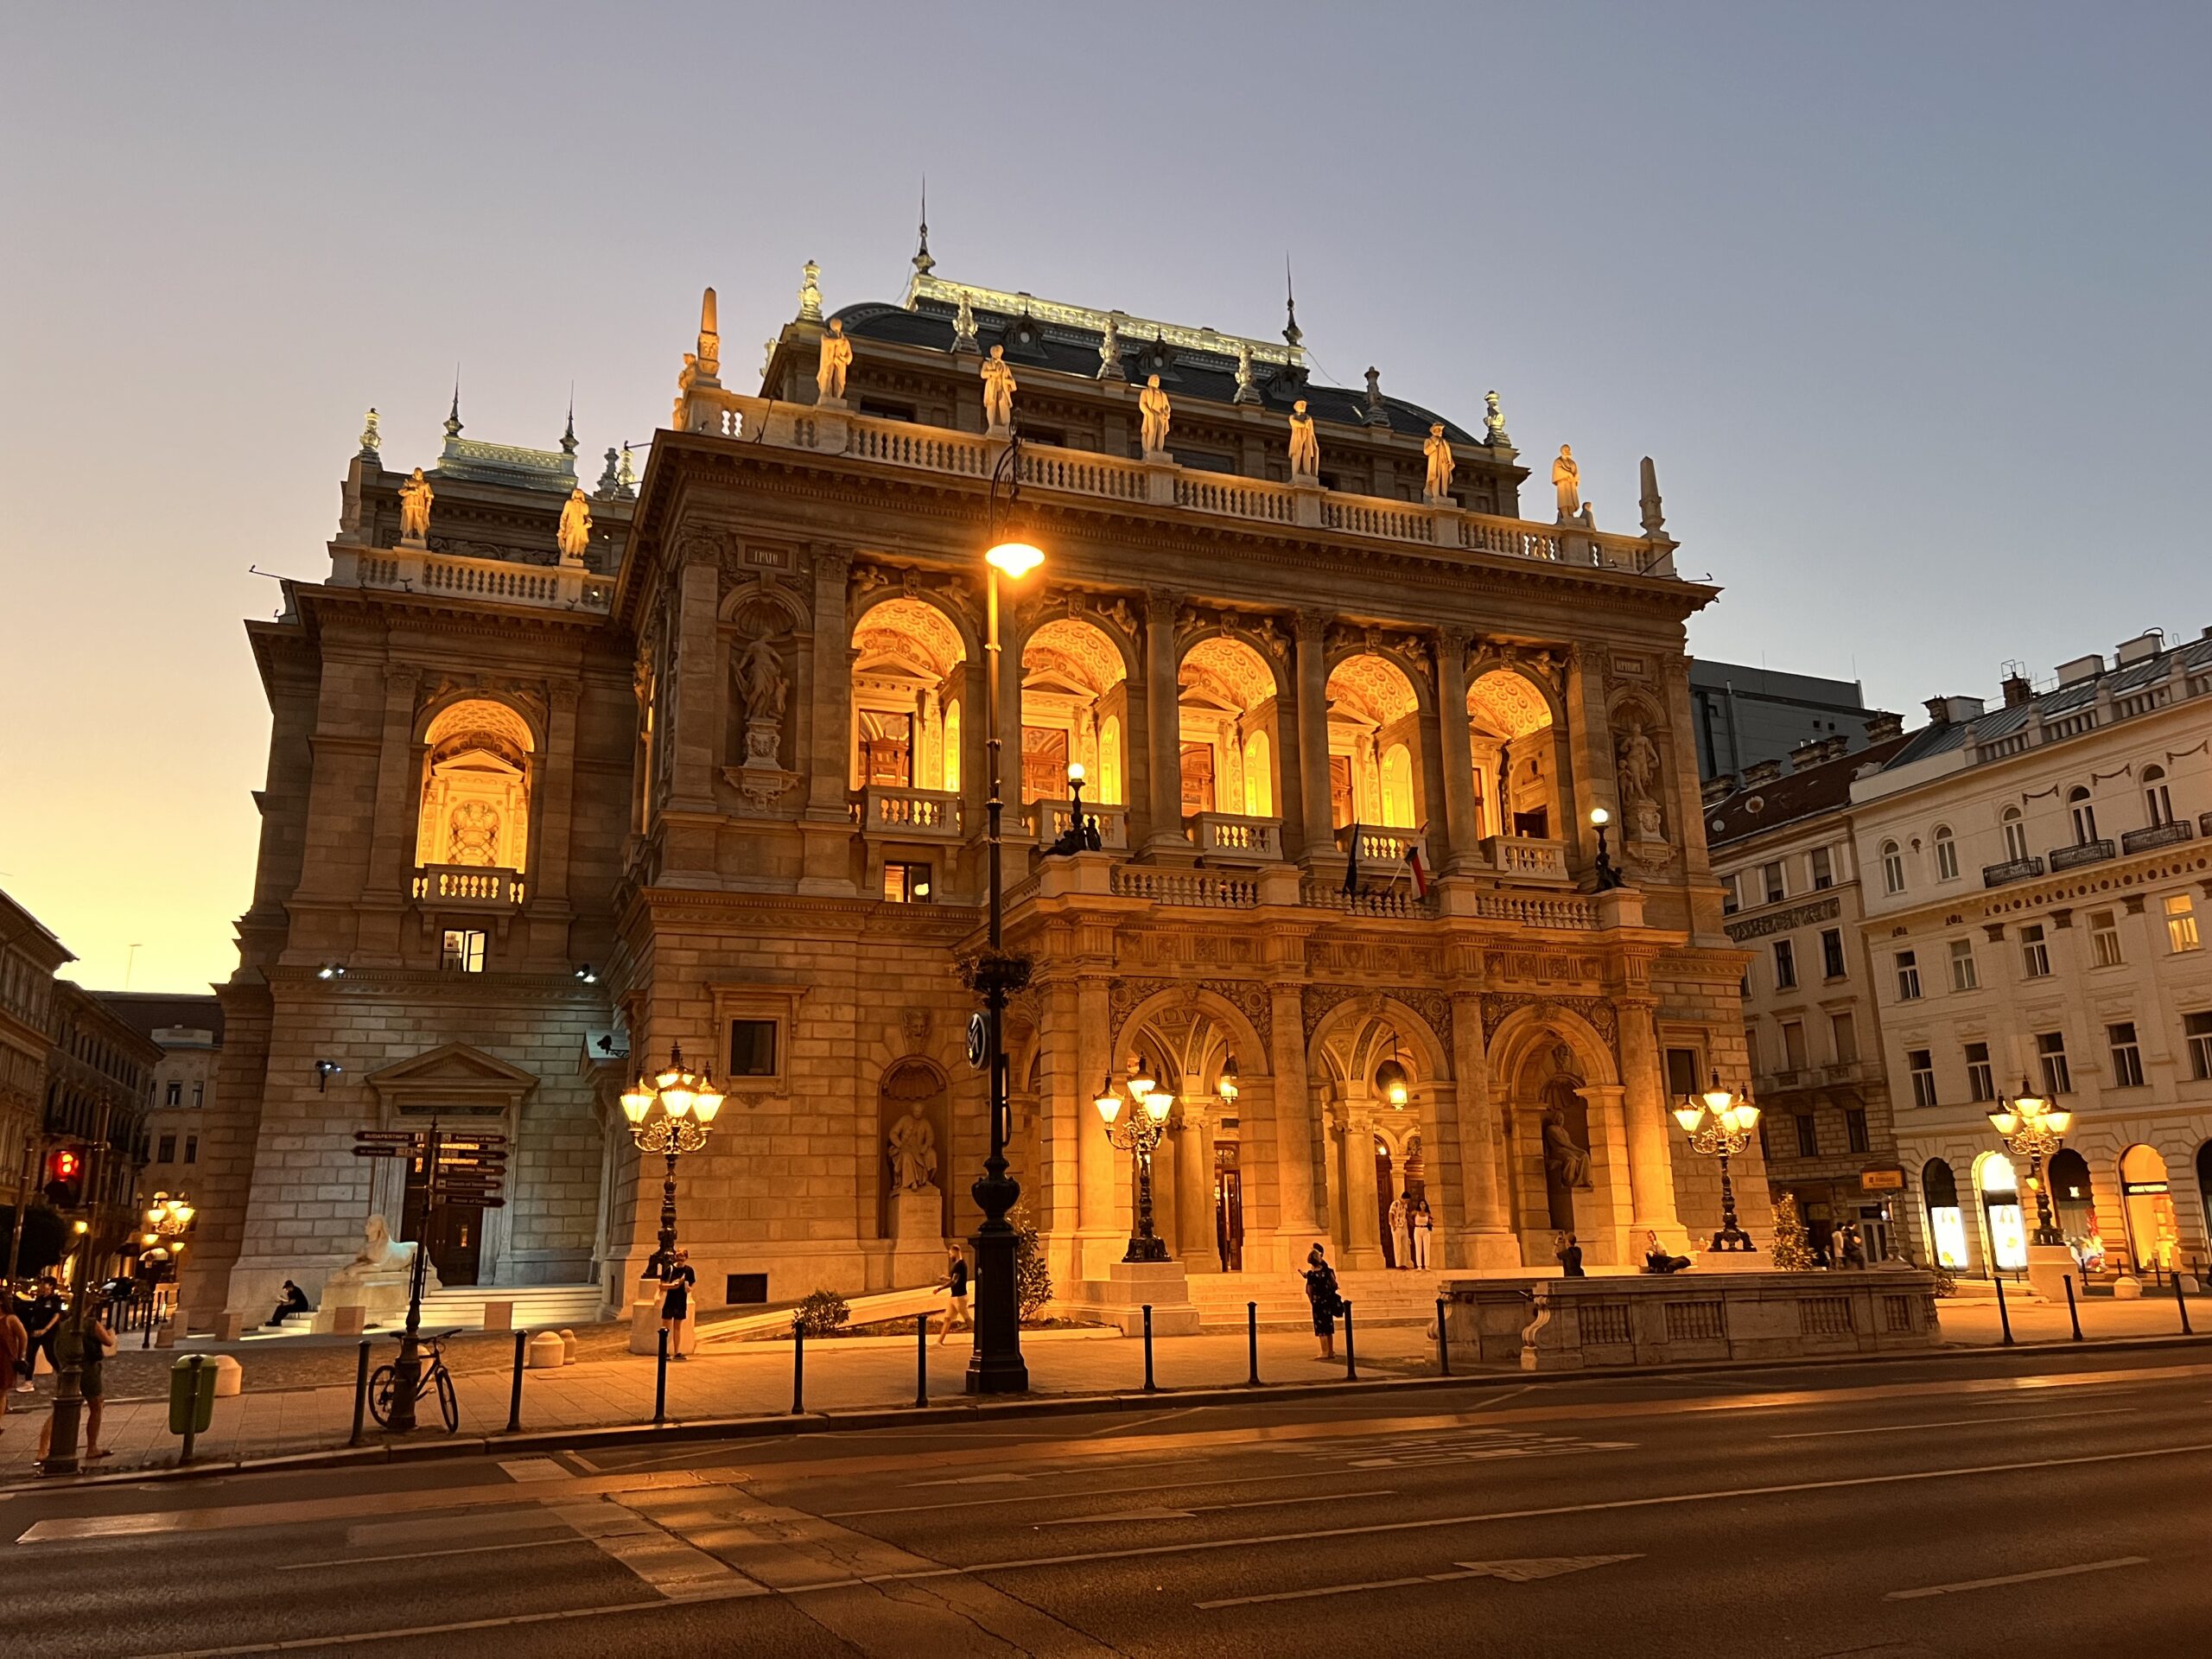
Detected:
left=816, top=318, right=854, bottom=404
left=1233, top=340, right=1261, bottom=404
left=1484, top=390, right=1510, bottom=447
left=358, top=407, right=380, bottom=460
left=397, top=467, right=433, bottom=546
left=1139, top=373, right=1172, bottom=456
left=951, top=292, right=978, bottom=354
left=1287, top=399, right=1320, bottom=480
left=1552, top=444, right=1580, bottom=519
left=557, top=486, right=593, bottom=564
left=1098, top=311, right=1124, bottom=380
left=980, top=345, right=1017, bottom=430
left=798, top=260, right=823, bottom=322
left=1422, top=423, right=1455, bottom=500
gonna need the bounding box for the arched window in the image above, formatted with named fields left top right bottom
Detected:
left=2001, top=806, right=2029, bottom=864
left=1879, top=840, right=1904, bottom=894
left=2069, top=786, right=2098, bottom=846
left=415, top=699, right=534, bottom=877
left=1242, top=729, right=1271, bottom=817
left=2144, top=765, right=2173, bottom=827
left=942, top=701, right=962, bottom=793
left=1933, top=825, right=1959, bottom=881
left=1381, top=743, right=1416, bottom=829
left=1922, top=1159, right=1966, bottom=1268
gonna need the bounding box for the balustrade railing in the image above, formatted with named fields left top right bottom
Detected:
left=1481, top=835, right=1569, bottom=881
left=1466, top=890, right=1599, bottom=929
left=1337, top=823, right=1428, bottom=872
left=1024, top=798, right=1129, bottom=850
left=1981, top=855, right=2044, bottom=887
left=1300, top=880, right=1437, bottom=919
left=339, top=544, right=612, bottom=615
left=1188, top=812, right=1282, bottom=864
left=411, top=865, right=524, bottom=906
left=1110, top=868, right=1260, bottom=908
left=2121, top=819, right=2195, bottom=854
left=857, top=787, right=963, bottom=839
left=2047, top=839, right=2116, bottom=872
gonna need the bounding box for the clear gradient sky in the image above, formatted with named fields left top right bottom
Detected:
left=4, top=3, right=2208, bottom=994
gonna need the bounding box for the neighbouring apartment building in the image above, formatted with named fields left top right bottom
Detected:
left=96, top=992, right=223, bottom=1200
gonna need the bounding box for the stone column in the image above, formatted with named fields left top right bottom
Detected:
left=1563, top=646, right=1609, bottom=875
left=1448, top=991, right=1520, bottom=1268
left=1142, top=590, right=1188, bottom=858
left=804, top=548, right=854, bottom=817
left=1294, top=613, right=1334, bottom=861
left=1268, top=983, right=1321, bottom=1243
left=534, top=683, right=580, bottom=909
left=1416, top=647, right=1452, bottom=859
left=354, top=664, right=422, bottom=962
left=1618, top=998, right=1688, bottom=1247
left=1075, top=977, right=1119, bottom=1280
left=1433, top=627, right=1482, bottom=873
left=669, top=550, right=722, bottom=815
left=1175, top=1103, right=1219, bottom=1271
left=1339, top=1103, right=1385, bottom=1269
left=1576, top=1083, right=1639, bottom=1265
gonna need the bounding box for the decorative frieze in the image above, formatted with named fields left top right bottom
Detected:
left=1724, top=896, right=1840, bottom=943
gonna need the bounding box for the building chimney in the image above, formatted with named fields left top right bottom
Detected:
left=1702, top=774, right=1737, bottom=806
left=1789, top=737, right=1828, bottom=772
left=1823, top=734, right=1853, bottom=760
left=1741, top=759, right=1783, bottom=788
left=1864, top=711, right=1904, bottom=740
left=2001, top=672, right=2034, bottom=709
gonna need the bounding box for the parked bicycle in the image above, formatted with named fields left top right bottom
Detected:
left=368, top=1330, right=461, bottom=1433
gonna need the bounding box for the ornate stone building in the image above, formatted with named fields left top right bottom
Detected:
left=188, top=253, right=1766, bottom=1325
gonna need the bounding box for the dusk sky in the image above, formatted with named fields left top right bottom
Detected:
left=5, top=3, right=2208, bottom=994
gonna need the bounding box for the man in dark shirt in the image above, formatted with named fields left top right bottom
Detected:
left=20, top=1281, right=63, bottom=1391
left=1554, top=1231, right=1586, bottom=1278
left=937, top=1246, right=970, bottom=1344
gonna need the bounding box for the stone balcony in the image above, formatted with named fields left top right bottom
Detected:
left=2121, top=819, right=2196, bottom=855
left=332, top=542, right=613, bottom=614
left=410, top=865, right=524, bottom=906
left=855, top=786, right=964, bottom=841
left=2047, top=838, right=2116, bottom=873
left=1337, top=823, right=1429, bottom=872
left=677, top=388, right=1681, bottom=581
left=1480, top=835, right=1569, bottom=883
left=1186, top=811, right=1283, bottom=865
left=1025, top=798, right=1130, bottom=851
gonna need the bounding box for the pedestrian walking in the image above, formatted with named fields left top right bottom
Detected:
left=1555, top=1230, right=1586, bottom=1278
left=1835, top=1224, right=1866, bottom=1270
left=658, top=1249, right=696, bottom=1360
left=20, top=1280, right=62, bottom=1391
left=37, top=1299, right=115, bottom=1463
left=1302, top=1243, right=1342, bottom=1360
left=0, top=1300, right=23, bottom=1429
left=937, top=1245, right=970, bottom=1344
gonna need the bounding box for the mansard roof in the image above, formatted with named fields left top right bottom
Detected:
left=1885, top=631, right=2212, bottom=766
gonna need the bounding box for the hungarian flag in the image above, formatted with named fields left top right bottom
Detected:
left=1403, top=830, right=1431, bottom=899
left=1342, top=823, right=1361, bottom=895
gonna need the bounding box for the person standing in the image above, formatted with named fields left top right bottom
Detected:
left=1302, top=1243, right=1342, bottom=1360
left=658, top=1249, right=696, bottom=1360
left=0, top=1300, right=23, bottom=1428
left=1410, top=1200, right=1433, bottom=1270
left=37, top=1299, right=114, bottom=1463
left=21, top=1280, right=62, bottom=1392
left=937, top=1245, right=970, bottom=1345
left=1388, top=1192, right=1413, bottom=1271
left=1555, top=1230, right=1586, bottom=1278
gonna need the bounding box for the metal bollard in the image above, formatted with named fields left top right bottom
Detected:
left=2063, top=1274, right=2084, bottom=1342
left=348, top=1340, right=371, bottom=1446
left=506, top=1328, right=527, bottom=1433
left=1435, top=1296, right=1451, bottom=1376
left=1993, top=1273, right=2014, bottom=1346
left=180, top=1355, right=207, bottom=1466
left=1343, top=1300, right=1358, bottom=1381
left=916, top=1313, right=930, bottom=1408
left=1141, top=1305, right=1157, bottom=1392
left=654, top=1327, right=669, bottom=1427
left=792, top=1317, right=806, bottom=1414
left=1246, top=1301, right=1260, bottom=1387
left=2176, top=1267, right=2195, bottom=1337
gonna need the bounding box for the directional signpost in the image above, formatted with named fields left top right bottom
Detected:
left=348, top=1121, right=509, bottom=1430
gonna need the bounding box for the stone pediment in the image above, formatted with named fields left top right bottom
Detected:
left=365, top=1042, right=537, bottom=1117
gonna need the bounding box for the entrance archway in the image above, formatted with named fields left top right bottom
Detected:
left=1974, top=1152, right=2026, bottom=1272
left=2047, top=1148, right=2097, bottom=1243
left=1466, top=668, right=1558, bottom=841
left=1922, top=1158, right=1967, bottom=1269
left=2119, top=1144, right=2177, bottom=1274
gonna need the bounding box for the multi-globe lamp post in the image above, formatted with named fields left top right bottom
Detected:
left=1673, top=1071, right=1763, bottom=1253
left=1987, top=1079, right=2071, bottom=1248
left=141, top=1190, right=194, bottom=1330
left=620, top=1044, right=724, bottom=1276
left=1093, top=1059, right=1174, bottom=1262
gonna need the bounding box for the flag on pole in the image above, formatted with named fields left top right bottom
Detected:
left=1403, top=830, right=1431, bottom=899
left=1342, top=822, right=1361, bottom=895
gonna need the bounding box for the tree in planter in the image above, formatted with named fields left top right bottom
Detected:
left=1770, top=1192, right=1816, bottom=1271
left=1010, top=1201, right=1052, bottom=1323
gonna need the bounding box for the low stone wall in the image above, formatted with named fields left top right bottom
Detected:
left=1440, top=1269, right=1943, bottom=1371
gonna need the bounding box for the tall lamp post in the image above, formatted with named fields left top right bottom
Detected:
left=143, top=1191, right=194, bottom=1334
left=1673, top=1071, right=1762, bottom=1253
left=621, top=1044, right=725, bottom=1279
left=966, top=434, right=1043, bottom=1394
left=1987, top=1079, right=2071, bottom=1248
left=1093, top=1060, right=1174, bottom=1262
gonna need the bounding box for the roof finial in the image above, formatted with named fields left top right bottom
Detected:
left=1282, top=255, right=1302, bottom=351
left=618, top=442, right=637, bottom=498
left=1363, top=366, right=1389, bottom=427
left=696, top=287, right=721, bottom=380
left=798, top=259, right=823, bottom=322
left=561, top=387, right=578, bottom=457
left=444, top=370, right=463, bottom=442
left=596, top=446, right=621, bottom=499
left=1483, top=389, right=1510, bottom=449
left=1639, top=455, right=1668, bottom=537
left=357, top=407, right=381, bottom=461
left=913, top=178, right=935, bottom=276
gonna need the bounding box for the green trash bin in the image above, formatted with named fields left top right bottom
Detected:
left=168, top=1355, right=217, bottom=1437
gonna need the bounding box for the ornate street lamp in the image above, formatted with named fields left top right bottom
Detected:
left=963, top=432, right=1044, bottom=1394
left=1376, top=1052, right=1411, bottom=1109
left=144, top=1191, right=195, bottom=1240
left=1590, top=806, right=1626, bottom=893
left=1673, top=1071, right=1762, bottom=1253
left=1215, top=1056, right=1239, bottom=1106
left=621, top=1043, right=724, bottom=1277
left=1987, top=1078, right=2072, bottom=1248
left=1095, top=1059, right=1174, bottom=1263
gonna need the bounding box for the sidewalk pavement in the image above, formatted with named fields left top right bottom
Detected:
left=2, top=1288, right=2199, bottom=1483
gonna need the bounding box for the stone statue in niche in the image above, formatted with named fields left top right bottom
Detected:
left=1541, top=1094, right=1593, bottom=1233
left=735, top=632, right=790, bottom=764
left=1422, top=423, right=1456, bottom=500
left=1287, top=399, right=1320, bottom=478
left=1139, top=373, right=1173, bottom=456
left=1616, top=719, right=1666, bottom=842
left=980, top=345, right=1017, bottom=430
left=887, top=1103, right=938, bottom=1194
left=1552, top=445, right=1580, bottom=519
left=397, top=467, right=434, bottom=546
left=816, top=318, right=853, bottom=405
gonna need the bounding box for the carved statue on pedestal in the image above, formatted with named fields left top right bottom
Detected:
left=1422, top=423, right=1455, bottom=499
left=1484, top=389, right=1510, bottom=447
left=1616, top=719, right=1666, bottom=842
left=1098, top=311, right=1124, bottom=380
left=1541, top=1103, right=1593, bottom=1234
left=1287, top=399, right=1320, bottom=479
left=1552, top=444, right=1580, bottom=519
left=951, top=293, right=978, bottom=354
left=736, top=632, right=790, bottom=768
left=816, top=318, right=854, bottom=404
left=397, top=467, right=434, bottom=546
left=887, top=1104, right=938, bottom=1194
left=1139, top=373, right=1173, bottom=455
left=798, top=259, right=823, bottom=321
left=557, top=486, right=593, bottom=564
left=980, top=345, right=1017, bottom=430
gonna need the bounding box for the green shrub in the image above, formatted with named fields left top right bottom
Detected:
left=795, top=1288, right=849, bottom=1336
left=1011, top=1202, right=1052, bottom=1321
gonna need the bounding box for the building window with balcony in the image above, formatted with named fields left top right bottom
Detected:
left=2144, top=765, right=2174, bottom=827
left=2068, top=787, right=2098, bottom=846
left=883, top=862, right=933, bottom=903
left=1949, top=938, right=1978, bottom=992
left=853, top=597, right=969, bottom=796
left=1895, top=950, right=1922, bottom=1001
left=156, top=1133, right=175, bottom=1164
left=2186, top=1012, right=2212, bottom=1081
left=1831, top=1011, right=1858, bottom=1064
left=1821, top=928, right=1847, bottom=980
left=2108, top=1021, right=2145, bottom=1088
left=1908, top=1049, right=1937, bottom=1108
left=1934, top=826, right=1959, bottom=881
left=2089, top=910, right=2124, bottom=968
left=415, top=698, right=534, bottom=888
left=1773, top=938, right=1798, bottom=991
left=2037, top=1030, right=2072, bottom=1095
left=2166, top=893, right=2201, bottom=954
left=2002, top=807, right=2030, bottom=864
left=440, top=928, right=486, bottom=973
left=1965, top=1041, right=1995, bottom=1102
left=2020, top=924, right=2051, bottom=978
left=1846, top=1109, right=1871, bottom=1154
left=1782, top=1020, right=1808, bottom=1071
left=1761, top=861, right=1786, bottom=905
left=1795, top=1115, right=1820, bottom=1158
left=1811, top=846, right=1834, bottom=890
left=1880, top=840, right=1905, bottom=895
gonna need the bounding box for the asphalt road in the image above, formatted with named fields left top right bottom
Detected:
left=5, top=1345, right=2209, bottom=1657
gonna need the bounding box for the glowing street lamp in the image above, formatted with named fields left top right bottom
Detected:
left=1987, top=1078, right=2071, bottom=1247
left=622, top=1043, right=725, bottom=1276
left=1673, top=1071, right=1762, bottom=1253
left=1590, top=806, right=1626, bottom=892
left=1095, top=1057, right=1174, bottom=1262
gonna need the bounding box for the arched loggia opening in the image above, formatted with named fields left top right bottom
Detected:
left=1467, top=669, right=1559, bottom=842
left=1020, top=616, right=1130, bottom=847
left=1179, top=634, right=1284, bottom=862
left=850, top=597, right=966, bottom=793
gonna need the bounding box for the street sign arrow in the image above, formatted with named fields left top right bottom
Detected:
left=1450, top=1557, right=1643, bottom=1582
left=353, top=1130, right=419, bottom=1144
left=350, top=1146, right=400, bottom=1158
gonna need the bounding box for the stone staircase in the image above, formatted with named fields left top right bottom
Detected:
left=1185, top=1268, right=1447, bottom=1332
left=416, top=1284, right=607, bottom=1329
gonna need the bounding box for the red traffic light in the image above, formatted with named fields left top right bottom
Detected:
left=48, top=1147, right=83, bottom=1182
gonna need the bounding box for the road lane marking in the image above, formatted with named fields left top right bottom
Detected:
left=827, top=1467, right=1395, bottom=1518
left=550, top=1498, right=762, bottom=1601
left=498, top=1457, right=571, bottom=1482
left=1771, top=1408, right=2133, bottom=1440
left=1036, top=1489, right=1394, bottom=1525
left=1195, top=1554, right=1641, bottom=1609
left=127, top=1590, right=759, bottom=1657
left=277, top=1535, right=587, bottom=1572
left=1885, top=1556, right=2148, bottom=1599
